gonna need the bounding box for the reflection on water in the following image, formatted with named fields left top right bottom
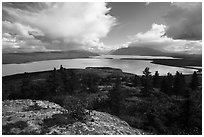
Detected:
left=2, top=56, right=197, bottom=76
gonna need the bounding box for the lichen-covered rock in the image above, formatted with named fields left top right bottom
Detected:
left=2, top=99, right=142, bottom=135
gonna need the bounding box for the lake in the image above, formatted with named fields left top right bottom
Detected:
left=2, top=55, right=197, bottom=76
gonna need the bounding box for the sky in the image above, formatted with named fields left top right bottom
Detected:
left=2, top=2, right=202, bottom=54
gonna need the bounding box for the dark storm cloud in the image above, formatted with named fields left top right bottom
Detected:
left=164, top=2, right=202, bottom=40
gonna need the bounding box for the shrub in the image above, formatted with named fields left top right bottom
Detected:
left=63, top=96, right=87, bottom=121
left=86, top=93, right=109, bottom=111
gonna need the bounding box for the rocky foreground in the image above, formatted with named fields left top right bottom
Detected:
left=2, top=100, right=142, bottom=135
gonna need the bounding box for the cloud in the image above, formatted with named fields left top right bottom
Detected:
left=2, top=21, right=44, bottom=37
left=2, top=32, right=47, bottom=53
left=2, top=2, right=116, bottom=52
left=2, top=20, right=47, bottom=52
left=163, top=2, right=202, bottom=40
left=125, top=23, right=202, bottom=54
left=130, top=23, right=168, bottom=42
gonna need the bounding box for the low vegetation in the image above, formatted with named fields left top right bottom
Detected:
left=2, top=66, right=202, bottom=135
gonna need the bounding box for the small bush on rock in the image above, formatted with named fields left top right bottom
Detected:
left=63, top=96, right=87, bottom=121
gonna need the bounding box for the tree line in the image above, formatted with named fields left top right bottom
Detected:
left=139, top=67, right=200, bottom=96
left=9, top=66, right=200, bottom=100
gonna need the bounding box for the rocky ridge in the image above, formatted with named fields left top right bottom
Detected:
left=2, top=99, right=142, bottom=135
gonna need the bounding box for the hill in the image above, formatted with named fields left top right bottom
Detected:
left=2, top=50, right=99, bottom=64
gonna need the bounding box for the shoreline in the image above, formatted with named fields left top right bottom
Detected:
left=151, top=62, right=202, bottom=71
left=3, top=66, right=199, bottom=79
left=120, top=58, right=202, bottom=71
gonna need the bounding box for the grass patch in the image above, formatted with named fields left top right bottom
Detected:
left=23, top=102, right=44, bottom=111
left=2, top=121, right=28, bottom=135
left=43, top=113, right=78, bottom=127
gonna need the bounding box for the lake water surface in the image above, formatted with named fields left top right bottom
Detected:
left=2, top=55, right=197, bottom=76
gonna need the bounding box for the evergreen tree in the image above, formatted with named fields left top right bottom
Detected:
left=160, top=73, right=173, bottom=95
left=60, top=70, right=69, bottom=94
left=153, top=71, right=160, bottom=88
left=134, top=75, right=138, bottom=87
left=190, top=71, right=199, bottom=90
left=59, top=65, right=66, bottom=93
left=109, top=76, right=121, bottom=115
left=166, top=73, right=174, bottom=94
left=160, top=76, right=167, bottom=93
left=173, top=71, right=186, bottom=95
left=142, top=67, right=152, bottom=94
left=60, top=65, right=64, bottom=71
left=46, top=68, right=58, bottom=95
left=173, top=71, right=180, bottom=95
left=68, top=70, right=78, bottom=94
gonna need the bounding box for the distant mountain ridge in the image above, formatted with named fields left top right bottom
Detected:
left=110, top=46, right=167, bottom=56
left=110, top=46, right=202, bottom=68
left=110, top=46, right=202, bottom=58
left=3, top=50, right=99, bottom=64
